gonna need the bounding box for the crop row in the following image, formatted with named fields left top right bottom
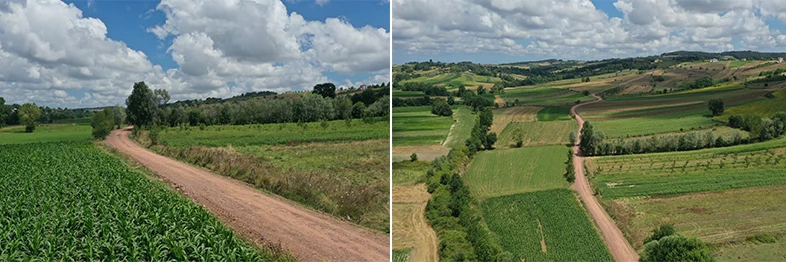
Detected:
left=481, top=189, right=613, bottom=262
left=0, top=142, right=289, bottom=261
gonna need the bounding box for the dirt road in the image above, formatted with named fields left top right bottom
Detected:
left=392, top=185, right=438, bottom=262
left=105, top=128, right=389, bottom=262
left=570, top=95, right=639, bottom=262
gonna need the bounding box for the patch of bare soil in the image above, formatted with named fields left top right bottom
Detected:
left=393, top=184, right=439, bottom=262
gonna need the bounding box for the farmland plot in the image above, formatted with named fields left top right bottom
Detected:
left=587, top=137, right=786, bottom=198
left=0, top=141, right=288, bottom=261
left=481, top=189, right=613, bottom=262
left=497, top=121, right=575, bottom=147
left=465, top=146, right=568, bottom=201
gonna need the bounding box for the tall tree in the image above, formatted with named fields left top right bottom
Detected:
left=126, top=82, right=156, bottom=127
left=708, top=98, right=724, bottom=116
left=92, top=107, right=115, bottom=140
left=313, top=83, right=337, bottom=98
left=19, top=103, right=42, bottom=133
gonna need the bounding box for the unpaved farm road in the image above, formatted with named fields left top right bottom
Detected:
left=105, top=128, right=389, bottom=262
left=571, top=95, right=639, bottom=262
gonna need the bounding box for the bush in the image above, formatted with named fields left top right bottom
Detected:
left=641, top=235, right=714, bottom=262
left=410, top=153, right=418, bottom=162
left=91, top=108, right=115, bottom=140
left=641, top=224, right=714, bottom=262
left=148, top=126, right=161, bottom=146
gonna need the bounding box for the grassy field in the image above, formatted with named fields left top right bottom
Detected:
left=393, top=106, right=454, bottom=146
left=443, top=107, right=475, bottom=148
left=590, top=114, right=718, bottom=138
left=536, top=106, right=572, bottom=121
left=0, top=141, right=288, bottom=260
left=465, top=146, right=569, bottom=201
left=720, top=88, right=786, bottom=120
left=0, top=124, right=92, bottom=145
left=607, top=185, right=786, bottom=252
left=587, top=137, right=786, bottom=198
left=159, top=118, right=388, bottom=147
left=392, top=184, right=436, bottom=262
left=146, top=134, right=390, bottom=232
left=497, top=121, right=575, bottom=147
left=489, top=106, right=541, bottom=134
left=392, top=160, right=429, bottom=186
left=393, top=89, right=428, bottom=98
left=481, top=189, right=613, bottom=262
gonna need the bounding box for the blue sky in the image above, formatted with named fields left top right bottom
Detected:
left=0, top=0, right=390, bottom=108
left=393, top=0, right=786, bottom=64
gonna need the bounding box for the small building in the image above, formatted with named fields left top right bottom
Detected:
left=778, top=57, right=784, bottom=63
left=741, top=58, right=747, bottom=61
left=710, top=58, right=718, bottom=63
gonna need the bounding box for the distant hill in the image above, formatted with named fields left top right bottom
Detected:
left=662, top=50, right=786, bottom=60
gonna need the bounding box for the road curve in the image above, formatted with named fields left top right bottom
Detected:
left=105, top=128, right=389, bottom=262
left=570, top=95, right=639, bottom=262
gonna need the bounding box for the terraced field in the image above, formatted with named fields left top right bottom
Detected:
left=465, top=146, right=569, bottom=201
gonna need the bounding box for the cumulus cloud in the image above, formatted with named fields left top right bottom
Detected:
left=394, top=0, right=786, bottom=61
left=0, top=0, right=390, bottom=108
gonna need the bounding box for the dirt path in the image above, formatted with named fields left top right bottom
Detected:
left=392, top=184, right=439, bottom=262
left=105, top=128, right=389, bottom=262
left=570, top=95, right=639, bottom=262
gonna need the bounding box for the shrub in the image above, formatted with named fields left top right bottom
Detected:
left=410, top=153, right=418, bottom=162
left=91, top=108, right=115, bottom=140
left=641, top=224, right=714, bottom=262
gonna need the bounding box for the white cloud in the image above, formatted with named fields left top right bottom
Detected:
left=394, top=0, right=786, bottom=61
left=0, top=0, right=390, bottom=108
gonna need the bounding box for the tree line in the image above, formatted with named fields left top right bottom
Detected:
left=578, top=111, right=786, bottom=156
left=121, top=82, right=389, bottom=130
left=424, top=146, right=509, bottom=261
left=0, top=97, right=95, bottom=129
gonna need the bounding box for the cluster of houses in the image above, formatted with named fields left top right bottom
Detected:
left=709, top=57, right=783, bottom=63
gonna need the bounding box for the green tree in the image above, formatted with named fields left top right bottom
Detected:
left=351, top=102, right=366, bottom=119
left=0, top=97, right=6, bottom=127
left=564, top=150, right=575, bottom=183
left=91, top=108, right=114, bottom=140
left=126, top=82, right=156, bottom=128
left=479, top=107, right=493, bottom=128
left=431, top=99, right=453, bottom=116
left=410, top=153, right=418, bottom=162
left=112, top=105, right=126, bottom=129
left=313, top=83, right=337, bottom=98
left=19, top=103, right=42, bottom=133
left=482, top=132, right=497, bottom=149
left=642, top=235, right=713, bottom=262
left=708, top=98, right=724, bottom=116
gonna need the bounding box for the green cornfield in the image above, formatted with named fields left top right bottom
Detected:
left=0, top=141, right=291, bottom=261
left=481, top=189, right=613, bottom=261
